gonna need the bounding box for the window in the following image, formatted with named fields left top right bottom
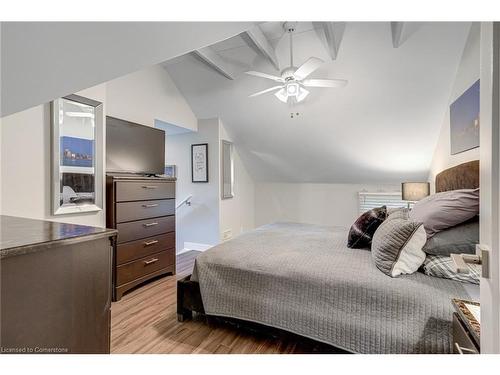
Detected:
left=358, top=192, right=406, bottom=214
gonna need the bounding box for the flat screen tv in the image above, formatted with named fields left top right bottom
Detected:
left=106, top=116, right=165, bottom=175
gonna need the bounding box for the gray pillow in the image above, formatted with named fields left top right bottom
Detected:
left=423, top=216, right=479, bottom=256
left=409, top=188, right=479, bottom=237
left=371, top=218, right=427, bottom=277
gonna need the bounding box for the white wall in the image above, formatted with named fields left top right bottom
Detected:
left=428, top=23, right=480, bottom=188
left=219, top=121, right=255, bottom=240
left=252, top=24, right=479, bottom=234
left=1, top=62, right=198, bottom=228
left=106, top=64, right=197, bottom=131
left=255, top=183, right=400, bottom=229
left=0, top=84, right=107, bottom=227
left=166, top=119, right=221, bottom=252
left=165, top=118, right=256, bottom=252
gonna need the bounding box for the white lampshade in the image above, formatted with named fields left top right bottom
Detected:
left=402, top=182, right=430, bottom=202
left=296, top=87, right=309, bottom=102
left=274, top=88, right=288, bottom=103
left=286, top=82, right=299, bottom=96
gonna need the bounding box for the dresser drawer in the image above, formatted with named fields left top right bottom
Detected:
left=116, top=215, right=175, bottom=244
left=116, top=232, right=175, bottom=265
left=115, top=181, right=175, bottom=202
left=116, top=249, right=175, bottom=286
left=453, top=313, right=479, bottom=354
left=116, top=199, right=175, bottom=223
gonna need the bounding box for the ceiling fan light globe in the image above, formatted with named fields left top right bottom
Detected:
left=286, top=83, right=299, bottom=96
left=275, top=88, right=288, bottom=103
left=296, top=87, right=309, bottom=102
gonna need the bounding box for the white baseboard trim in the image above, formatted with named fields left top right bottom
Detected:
left=178, top=242, right=213, bottom=255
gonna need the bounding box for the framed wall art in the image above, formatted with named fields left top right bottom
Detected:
left=191, top=143, right=208, bottom=183
left=450, top=79, right=480, bottom=155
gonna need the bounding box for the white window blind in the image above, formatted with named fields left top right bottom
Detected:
left=358, top=192, right=406, bottom=214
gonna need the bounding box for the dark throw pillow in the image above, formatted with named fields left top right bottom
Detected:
left=347, top=206, right=387, bottom=249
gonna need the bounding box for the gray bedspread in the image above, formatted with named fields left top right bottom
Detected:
left=192, top=222, right=476, bottom=353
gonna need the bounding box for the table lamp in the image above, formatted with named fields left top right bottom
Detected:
left=402, top=182, right=430, bottom=209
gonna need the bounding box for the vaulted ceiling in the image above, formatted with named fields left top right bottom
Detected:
left=164, top=22, right=472, bottom=183
left=1, top=22, right=255, bottom=116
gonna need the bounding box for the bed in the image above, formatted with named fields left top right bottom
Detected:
left=177, top=161, right=480, bottom=354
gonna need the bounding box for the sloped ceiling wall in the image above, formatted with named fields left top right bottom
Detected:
left=1, top=22, right=254, bottom=116
left=428, top=23, right=480, bottom=186
left=164, top=22, right=472, bottom=183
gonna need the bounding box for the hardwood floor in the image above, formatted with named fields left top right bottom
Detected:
left=111, top=250, right=340, bottom=354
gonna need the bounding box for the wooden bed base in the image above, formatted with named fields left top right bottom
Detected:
left=176, top=275, right=348, bottom=353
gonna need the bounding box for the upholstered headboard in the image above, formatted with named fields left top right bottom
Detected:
left=435, top=160, right=479, bottom=193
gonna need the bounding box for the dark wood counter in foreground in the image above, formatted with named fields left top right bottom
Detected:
left=0, top=215, right=117, bottom=354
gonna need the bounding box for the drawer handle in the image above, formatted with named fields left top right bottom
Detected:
left=144, top=240, right=159, bottom=246
left=142, top=185, right=158, bottom=189
left=143, top=222, right=159, bottom=228
left=144, top=258, right=159, bottom=265
left=142, top=204, right=159, bottom=208
left=455, top=342, right=477, bottom=354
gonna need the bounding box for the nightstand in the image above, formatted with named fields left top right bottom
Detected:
left=452, top=299, right=480, bottom=354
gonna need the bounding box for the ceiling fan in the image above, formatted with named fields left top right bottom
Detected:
left=246, top=22, right=348, bottom=103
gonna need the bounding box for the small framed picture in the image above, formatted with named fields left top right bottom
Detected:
left=191, top=143, right=208, bottom=183
left=164, top=165, right=177, bottom=178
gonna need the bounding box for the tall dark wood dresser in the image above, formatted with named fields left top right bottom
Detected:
left=106, top=175, right=176, bottom=301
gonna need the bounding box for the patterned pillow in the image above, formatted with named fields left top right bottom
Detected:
left=371, top=218, right=427, bottom=277
left=423, top=255, right=480, bottom=284
left=347, top=206, right=387, bottom=249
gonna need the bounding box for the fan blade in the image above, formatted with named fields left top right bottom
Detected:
left=293, top=57, right=324, bottom=80
left=245, top=71, right=283, bottom=82
left=302, top=79, right=348, bottom=88
left=248, top=85, right=283, bottom=98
